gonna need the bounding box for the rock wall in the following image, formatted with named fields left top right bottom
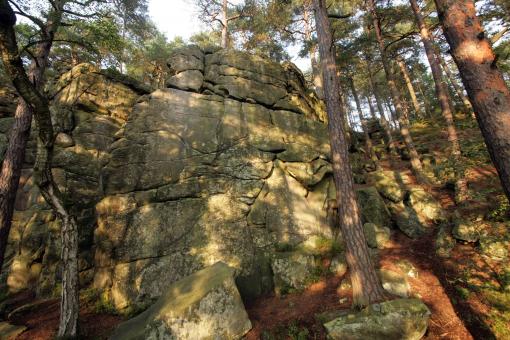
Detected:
left=0, top=47, right=338, bottom=310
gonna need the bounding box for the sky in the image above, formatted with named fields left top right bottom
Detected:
left=148, top=0, right=310, bottom=71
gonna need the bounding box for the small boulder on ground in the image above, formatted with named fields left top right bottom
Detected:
left=363, top=223, right=391, bottom=249
left=379, top=268, right=411, bottom=298
left=110, top=262, right=252, bottom=340
left=452, top=217, right=480, bottom=242
left=271, top=251, right=318, bottom=295
left=323, top=298, right=431, bottom=340
left=406, top=188, right=446, bottom=223
left=388, top=202, right=426, bottom=239
left=356, top=187, right=392, bottom=229
left=367, top=170, right=409, bottom=203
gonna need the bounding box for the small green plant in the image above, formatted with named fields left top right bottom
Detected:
left=286, top=320, right=310, bottom=340
left=94, top=292, right=118, bottom=315
left=275, top=242, right=295, bottom=252
left=487, top=195, right=510, bottom=222
left=455, top=286, right=471, bottom=300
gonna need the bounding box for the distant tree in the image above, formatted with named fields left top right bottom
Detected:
left=195, top=0, right=247, bottom=48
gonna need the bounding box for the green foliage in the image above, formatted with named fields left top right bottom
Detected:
left=275, top=242, right=295, bottom=252
left=486, top=195, right=510, bottom=222
left=261, top=320, right=310, bottom=340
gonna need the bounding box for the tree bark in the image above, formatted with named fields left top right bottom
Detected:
left=367, top=0, right=425, bottom=182
left=0, top=1, right=80, bottom=336
left=349, top=77, right=378, bottom=164
left=397, top=57, right=425, bottom=119
left=409, top=0, right=468, bottom=201
left=221, top=0, right=228, bottom=48
left=434, top=0, right=510, bottom=202
left=313, top=0, right=387, bottom=307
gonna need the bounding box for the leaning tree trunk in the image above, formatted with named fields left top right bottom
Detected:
left=0, top=1, right=80, bottom=336
left=349, top=76, right=378, bottom=165
left=367, top=0, right=425, bottom=182
left=434, top=0, right=510, bottom=202
left=409, top=0, right=468, bottom=202
left=0, top=4, right=55, bottom=274
left=313, top=0, right=387, bottom=307
left=397, top=57, right=425, bottom=119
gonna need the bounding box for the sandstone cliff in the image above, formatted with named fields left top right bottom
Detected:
left=0, top=47, right=339, bottom=310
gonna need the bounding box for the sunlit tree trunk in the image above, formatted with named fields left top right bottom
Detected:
left=367, top=0, right=425, bottom=181
left=313, top=0, right=387, bottom=307
left=221, top=0, right=228, bottom=48
left=434, top=0, right=510, bottom=202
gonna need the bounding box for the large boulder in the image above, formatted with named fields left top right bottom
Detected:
left=367, top=171, right=410, bottom=203
left=356, top=187, right=392, bottom=229
left=271, top=251, right=318, bottom=295
left=388, top=203, right=426, bottom=239
left=110, top=262, right=252, bottom=340
left=323, top=298, right=431, bottom=340
left=364, top=223, right=391, bottom=249
left=406, top=188, right=446, bottom=223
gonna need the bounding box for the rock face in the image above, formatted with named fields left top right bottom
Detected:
left=1, top=47, right=336, bottom=311
left=110, top=262, right=252, bottom=340
left=323, top=298, right=431, bottom=340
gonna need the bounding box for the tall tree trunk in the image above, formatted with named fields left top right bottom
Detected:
left=221, top=0, right=229, bottom=48
left=349, top=77, right=378, bottom=164
left=0, top=101, right=31, bottom=273
left=397, top=57, right=425, bottom=119
left=313, top=0, right=387, bottom=307
left=434, top=0, right=510, bottom=202
left=409, top=0, right=468, bottom=201
left=367, top=0, right=425, bottom=182
left=0, top=1, right=80, bottom=336
left=365, top=60, right=396, bottom=153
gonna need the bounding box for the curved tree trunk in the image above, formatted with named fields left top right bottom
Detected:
left=409, top=0, right=468, bottom=201
left=0, top=1, right=79, bottom=336
left=367, top=0, right=425, bottom=182
left=434, top=0, right=510, bottom=202
left=313, top=0, right=387, bottom=307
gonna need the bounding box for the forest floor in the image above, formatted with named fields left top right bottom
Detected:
left=1, top=115, right=509, bottom=339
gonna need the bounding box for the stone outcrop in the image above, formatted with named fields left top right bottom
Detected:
left=1, top=47, right=337, bottom=312
left=110, top=262, right=252, bottom=340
